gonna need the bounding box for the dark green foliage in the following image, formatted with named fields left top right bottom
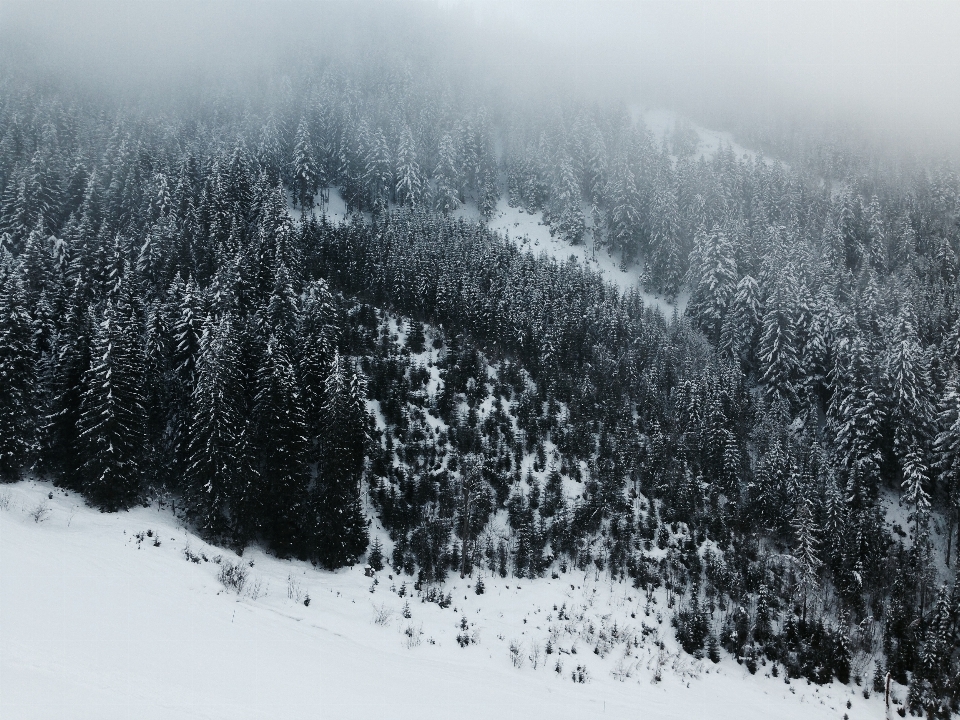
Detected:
left=250, top=334, right=309, bottom=556
left=77, top=288, right=146, bottom=510
left=0, top=260, right=36, bottom=480
left=183, top=314, right=249, bottom=540
left=314, top=352, right=369, bottom=567
left=367, top=537, right=384, bottom=571
left=673, top=588, right=709, bottom=657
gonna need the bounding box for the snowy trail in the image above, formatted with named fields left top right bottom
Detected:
left=2, top=481, right=879, bottom=719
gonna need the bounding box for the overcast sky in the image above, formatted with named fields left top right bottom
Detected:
left=2, top=0, right=957, bottom=151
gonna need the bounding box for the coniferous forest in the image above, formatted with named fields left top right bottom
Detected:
left=2, top=16, right=960, bottom=718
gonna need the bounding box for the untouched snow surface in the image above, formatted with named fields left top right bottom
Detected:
left=1, top=481, right=891, bottom=720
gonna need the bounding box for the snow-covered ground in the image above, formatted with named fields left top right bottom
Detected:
left=1, top=480, right=892, bottom=720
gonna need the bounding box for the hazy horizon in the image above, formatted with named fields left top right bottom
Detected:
left=1, top=0, right=958, bottom=157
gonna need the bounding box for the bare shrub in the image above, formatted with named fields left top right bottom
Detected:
left=372, top=603, right=393, bottom=626
left=218, top=560, right=248, bottom=594
left=287, top=574, right=304, bottom=603
left=403, top=623, right=422, bottom=648
left=0, top=491, right=10, bottom=511
left=509, top=640, right=524, bottom=668
left=611, top=658, right=633, bottom=681
left=245, top=576, right=266, bottom=600
left=182, top=542, right=201, bottom=563
left=30, top=502, right=50, bottom=523
left=529, top=641, right=542, bottom=669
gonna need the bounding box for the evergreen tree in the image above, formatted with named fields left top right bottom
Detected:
left=648, top=180, right=683, bottom=296
left=292, top=120, right=319, bottom=212
left=687, top=224, right=737, bottom=344
left=77, top=286, right=146, bottom=510
left=550, top=155, right=585, bottom=244
left=607, top=154, right=641, bottom=260
left=298, top=278, right=338, bottom=444
left=886, top=308, right=935, bottom=460
left=184, top=314, right=250, bottom=539
left=314, top=351, right=369, bottom=567
left=250, top=334, right=309, bottom=556
left=720, top=274, right=762, bottom=371
left=902, top=448, right=932, bottom=536
left=395, top=125, right=422, bottom=208
left=934, top=379, right=960, bottom=565
left=0, top=258, right=36, bottom=480
left=830, top=336, right=885, bottom=505
left=478, top=164, right=499, bottom=220
left=434, top=132, right=461, bottom=215
left=758, top=280, right=800, bottom=407
left=792, top=497, right=822, bottom=602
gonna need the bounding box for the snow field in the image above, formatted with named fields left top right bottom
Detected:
left=2, top=481, right=892, bottom=720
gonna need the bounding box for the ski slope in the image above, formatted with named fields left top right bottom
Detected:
left=1, top=480, right=893, bottom=720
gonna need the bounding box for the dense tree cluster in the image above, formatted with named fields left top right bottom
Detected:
left=2, top=58, right=960, bottom=714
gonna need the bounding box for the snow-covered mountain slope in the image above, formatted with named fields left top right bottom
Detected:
left=2, top=481, right=892, bottom=720
left=484, top=200, right=686, bottom=317
left=299, top=191, right=686, bottom=317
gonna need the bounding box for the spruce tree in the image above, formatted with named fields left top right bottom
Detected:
left=77, top=287, right=146, bottom=511
left=886, top=308, right=935, bottom=460
left=934, top=379, right=960, bottom=564
left=720, top=274, right=762, bottom=371
left=551, top=155, right=585, bottom=244
left=902, top=449, right=932, bottom=535
left=0, top=259, right=36, bottom=480
left=292, top=119, right=317, bottom=212
left=395, top=125, right=422, bottom=208
left=184, top=314, right=249, bottom=539
left=314, top=351, right=369, bottom=567
left=792, top=498, right=822, bottom=607
left=434, top=133, right=461, bottom=215
left=298, top=278, right=338, bottom=445
left=607, top=154, right=640, bottom=259
left=687, top=224, right=737, bottom=344
left=758, top=280, right=800, bottom=407
left=648, top=181, right=683, bottom=296
left=251, top=334, right=309, bottom=556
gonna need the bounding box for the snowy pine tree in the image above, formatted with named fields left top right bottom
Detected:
left=184, top=314, right=250, bottom=539
left=77, top=286, right=146, bottom=510
left=0, top=258, right=36, bottom=480
left=292, top=119, right=318, bottom=212
left=758, top=280, right=800, bottom=407
left=250, top=333, right=309, bottom=556
left=315, top=351, right=369, bottom=568
left=687, top=224, right=737, bottom=344
left=395, top=125, right=423, bottom=208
